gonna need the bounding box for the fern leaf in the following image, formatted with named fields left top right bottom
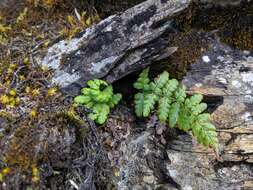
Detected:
left=186, top=94, right=203, bottom=108
left=197, top=113, right=210, bottom=122
left=89, top=89, right=100, bottom=97
left=92, top=104, right=110, bottom=124
left=87, top=79, right=108, bottom=90
left=97, top=104, right=110, bottom=124
left=95, top=85, right=113, bottom=103
left=162, top=79, right=179, bottom=97
left=150, top=71, right=169, bottom=95
left=192, top=103, right=207, bottom=115
left=134, top=92, right=157, bottom=117
left=133, top=69, right=218, bottom=150
left=143, top=93, right=157, bottom=117
left=134, top=93, right=145, bottom=117
left=174, top=87, right=186, bottom=103
left=168, top=102, right=180, bottom=127
left=109, top=93, right=122, bottom=108
left=86, top=101, right=94, bottom=109
left=133, top=68, right=150, bottom=91
left=81, top=88, right=91, bottom=95
left=157, top=97, right=171, bottom=123
left=74, top=95, right=91, bottom=104
left=192, top=122, right=218, bottom=149
left=75, top=79, right=121, bottom=125
left=178, top=109, right=194, bottom=131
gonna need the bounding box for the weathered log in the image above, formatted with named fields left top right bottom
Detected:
left=36, top=0, right=190, bottom=94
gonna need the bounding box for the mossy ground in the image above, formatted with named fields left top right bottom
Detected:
left=0, top=1, right=100, bottom=189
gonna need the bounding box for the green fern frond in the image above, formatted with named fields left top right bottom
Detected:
left=150, top=71, right=169, bottom=95
left=192, top=122, right=218, bottom=149
left=158, top=97, right=171, bottom=123
left=168, top=102, right=180, bottom=127
left=134, top=68, right=219, bottom=150
left=134, top=92, right=157, bottom=117
left=143, top=93, right=158, bottom=117
left=74, top=79, right=122, bottom=124
left=134, top=93, right=145, bottom=117
left=162, top=79, right=179, bottom=97
left=133, top=68, right=151, bottom=91
left=109, top=93, right=122, bottom=108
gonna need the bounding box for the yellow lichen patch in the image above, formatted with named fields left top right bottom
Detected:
left=0, top=167, right=11, bottom=182
left=16, top=7, right=28, bottom=24
left=31, top=165, right=40, bottom=183
left=47, top=87, right=57, bottom=97
left=60, top=11, right=100, bottom=39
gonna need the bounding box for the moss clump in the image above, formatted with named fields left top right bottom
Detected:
left=151, top=29, right=209, bottom=79
left=175, top=1, right=253, bottom=50
left=1, top=105, right=87, bottom=187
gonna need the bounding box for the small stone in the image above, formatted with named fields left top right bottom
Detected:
left=202, top=56, right=210, bottom=63
left=242, top=73, right=253, bottom=83
left=143, top=175, right=155, bottom=184
left=231, top=80, right=241, bottom=88
left=183, top=185, right=193, bottom=190
left=241, top=112, right=252, bottom=122
left=195, top=83, right=203, bottom=87
left=243, top=50, right=250, bottom=55
left=217, top=56, right=225, bottom=62
left=218, top=78, right=227, bottom=84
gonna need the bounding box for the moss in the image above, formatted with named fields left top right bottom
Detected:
left=2, top=108, right=86, bottom=178
left=151, top=29, right=209, bottom=79
left=175, top=0, right=253, bottom=50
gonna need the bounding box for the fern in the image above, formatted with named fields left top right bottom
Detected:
left=134, top=69, right=218, bottom=149
left=74, top=79, right=122, bottom=124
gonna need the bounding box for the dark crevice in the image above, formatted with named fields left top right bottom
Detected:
left=203, top=95, right=224, bottom=114
left=213, top=160, right=253, bottom=173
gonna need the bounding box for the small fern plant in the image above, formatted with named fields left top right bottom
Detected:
left=74, top=79, right=122, bottom=124
left=134, top=68, right=218, bottom=150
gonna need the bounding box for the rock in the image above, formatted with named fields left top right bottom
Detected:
left=182, top=33, right=253, bottom=163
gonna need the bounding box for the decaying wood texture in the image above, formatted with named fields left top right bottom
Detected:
left=36, top=0, right=190, bottom=94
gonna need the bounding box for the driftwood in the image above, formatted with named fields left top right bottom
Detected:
left=36, top=0, right=190, bottom=94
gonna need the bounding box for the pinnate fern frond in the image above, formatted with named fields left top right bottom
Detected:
left=168, top=102, right=180, bottom=128
left=158, top=97, right=171, bottom=123
left=143, top=93, right=158, bottom=117
left=133, top=68, right=150, bottom=91
left=134, top=92, right=157, bottom=117
left=134, top=68, right=218, bottom=150
left=150, top=71, right=169, bottom=95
